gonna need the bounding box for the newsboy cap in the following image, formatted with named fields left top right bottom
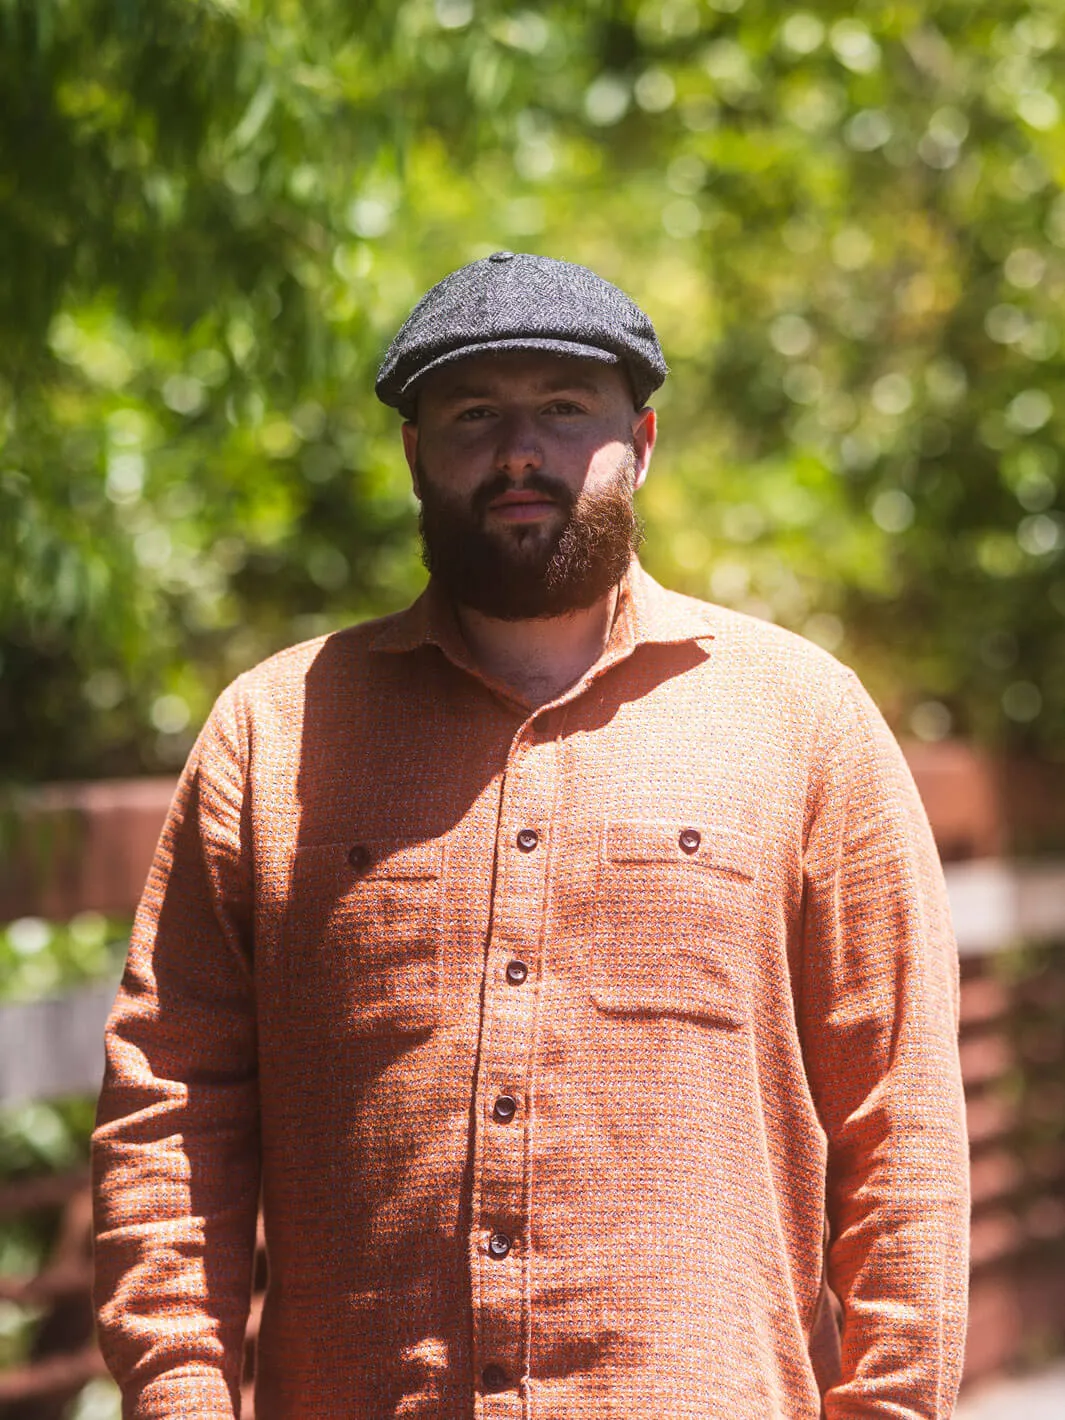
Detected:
left=375, top=251, right=668, bottom=416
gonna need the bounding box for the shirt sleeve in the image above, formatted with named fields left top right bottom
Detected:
left=799, top=670, right=970, bottom=1418
left=92, top=681, right=258, bottom=1420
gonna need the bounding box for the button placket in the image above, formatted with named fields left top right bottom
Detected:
left=469, top=722, right=558, bottom=1410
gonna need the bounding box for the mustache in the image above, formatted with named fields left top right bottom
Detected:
left=471, top=471, right=576, bottom=520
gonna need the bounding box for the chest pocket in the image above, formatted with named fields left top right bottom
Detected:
left=590, top=820, right=758, bottom=1027
left=287, top=837, right=445, bottom=1035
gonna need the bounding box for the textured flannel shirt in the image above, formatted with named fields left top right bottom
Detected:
left=92, top=561, right=969, bottom=1419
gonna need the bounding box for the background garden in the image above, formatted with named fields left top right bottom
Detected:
left=5, top=0, right=1065, bottom=784
left=2, top=1, right=1065, bottom=1414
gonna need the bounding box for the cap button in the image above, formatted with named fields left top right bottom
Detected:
left=488, top=250, right=515, bottom=262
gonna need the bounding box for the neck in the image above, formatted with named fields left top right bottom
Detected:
left=455, top=587, right=619, bottom=708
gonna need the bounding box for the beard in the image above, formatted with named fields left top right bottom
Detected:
left=417, top=448, right=643, bottom=620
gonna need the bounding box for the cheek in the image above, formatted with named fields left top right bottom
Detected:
left=580, top=439, right=632, bottom=489
left=419, top=432, right=494, bottom=483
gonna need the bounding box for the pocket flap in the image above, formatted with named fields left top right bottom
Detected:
left=294, top=837, right=445, bottom=882
left=361, top=838, right=445, bottom=881
left=603, top=820, right=758, bottom=880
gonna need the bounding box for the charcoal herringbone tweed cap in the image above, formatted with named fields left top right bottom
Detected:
left=375, top=251, right=668, bottom=415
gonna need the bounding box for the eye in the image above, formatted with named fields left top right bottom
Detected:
left=456, top=405, right=495, bottom=421
left=545, top=399, right=586, bottom=415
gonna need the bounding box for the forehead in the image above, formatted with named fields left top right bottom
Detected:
left=416, top=349, right=629, bottom=406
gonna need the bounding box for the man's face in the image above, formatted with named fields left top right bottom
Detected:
left=401, top=350, right=656, bottom=619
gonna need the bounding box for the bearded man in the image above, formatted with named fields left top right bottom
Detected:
left=92, top=252, right=969, bottom=1419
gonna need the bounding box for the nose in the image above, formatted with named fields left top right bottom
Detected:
left=493, top=413, right=542, bottom=478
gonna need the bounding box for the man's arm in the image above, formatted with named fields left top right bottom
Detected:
left=800, top=671, right=969, bottom=1417
left=92, top=683, right=259, bottom=1419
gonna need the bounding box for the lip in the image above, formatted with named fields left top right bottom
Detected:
left=487, top=490, right=558, bottom=521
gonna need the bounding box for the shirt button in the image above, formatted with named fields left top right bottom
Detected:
left=679, top=827, right=701, bottom=854
left=493, top=1095, right=517, bottom=1123
left=488, top=1232, right=512, bottom=1259
left=516, top=828, right=539, bottom=852
left=346, top=844, right=372, bottom=872
left=505, top=960, right=528, bottom=986
left=482, top=1364, right=509, bottom=1392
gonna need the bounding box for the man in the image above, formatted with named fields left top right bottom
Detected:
left=93, top=252, right=969, bottom=1418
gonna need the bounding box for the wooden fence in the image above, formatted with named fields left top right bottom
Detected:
left=1, top=752, right=1063, bottom=1415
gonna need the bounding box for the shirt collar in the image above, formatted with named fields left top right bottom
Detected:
left=368, top=558, right=716, bottom=668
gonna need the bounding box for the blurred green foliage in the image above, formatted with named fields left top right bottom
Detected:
left=0, top=1095, right=96, bottom=1179
left=0, top=1094, right=97, bottom=1378
left=66, top=1378, right=122, bottom=1420
left=0, top=1292, right=42, bottom=1374
left=3, top=0, right=1065, bottom=780
left=0, top=918, right=123, bottom=1370
left=0, top=913, right=129, bottom=1000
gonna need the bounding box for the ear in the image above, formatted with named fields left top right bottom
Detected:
left=401, top=421, right=421, bottom=497
left=630, top=406, right=656, bottom=491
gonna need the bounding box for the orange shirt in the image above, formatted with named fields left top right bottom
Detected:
left=92, top=563, right=969, bottom=1419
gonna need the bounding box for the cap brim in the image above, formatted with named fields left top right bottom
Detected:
left=397, top=337, right=621, bottom=398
